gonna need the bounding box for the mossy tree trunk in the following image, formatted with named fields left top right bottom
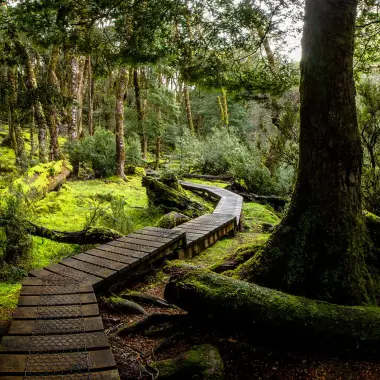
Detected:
left=115, top=66, right=129, bottom=179
left=183, top=84, right=194, bottom=134
left=242, top=0, right=373, bottom=306
left=7, top=67, right=26, bottom=168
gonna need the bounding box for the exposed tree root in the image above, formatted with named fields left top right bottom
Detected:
left=118, top=313, right=188, bottom=337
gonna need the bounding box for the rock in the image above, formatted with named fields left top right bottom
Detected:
left=157, top=212, right=191, bottom=229
left=150, top=344, right=224, bottom=379
left=142, top=176, right=206, bottom=217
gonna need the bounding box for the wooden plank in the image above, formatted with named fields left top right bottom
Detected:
left=0, top=369, right=120, bottom=379
left=118, top=236, right=166, bottom=248
left=13, top=303, right=99, bottom=320
left=8, top=316, right=104, bottom=335
left=85, top=249, right=139, bottom=267
left=74, top=253, right=127, bottom=271
left=20, top=283, right=93, bottom=295
left=107, top=240, right=157, bottom=254
left=0, top=331, right=109, bottom=353
left=0, top=349, right=115, bottom=374
left=127, top=232, right=172, bottom=243
left=43, top=264, right=104, bottom=287
left=59, top=258, right=117, bottom=280
left=18, top=293, right=97, bottom=306
left=97, top=244, right=149, bottom=260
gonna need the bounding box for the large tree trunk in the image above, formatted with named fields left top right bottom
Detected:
left=115, top=67, right=129, bottom=179
left=45, top=45, right=60, bottom=161
left=242, top=0, right=373, bottom=306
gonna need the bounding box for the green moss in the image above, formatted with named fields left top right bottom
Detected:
left=151, top=344, right=224, bottom=379
left=0, top=283, right=21, bottom=321
left=242, top=202, right=280, bottom=232
left=184, top=178, right=229, bottom=188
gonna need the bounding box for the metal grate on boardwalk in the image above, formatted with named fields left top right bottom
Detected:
left=0, top=181, right=243, bottom=379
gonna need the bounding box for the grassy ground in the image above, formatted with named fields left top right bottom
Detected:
left=0, top=175, right=217, bottom=323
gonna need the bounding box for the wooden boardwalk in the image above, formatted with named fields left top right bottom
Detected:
left=0, top=181, right=243, bottom=379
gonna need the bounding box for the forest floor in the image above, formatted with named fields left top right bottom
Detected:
left=100, top=196, right=380, bottom=380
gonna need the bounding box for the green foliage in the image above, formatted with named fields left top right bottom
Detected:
left=125, top=134, right=143, bottom=166
left=0, top=192, right=32, bottom=265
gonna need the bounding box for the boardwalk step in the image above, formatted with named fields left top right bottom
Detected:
left=0, top=349, right=115, bottom=375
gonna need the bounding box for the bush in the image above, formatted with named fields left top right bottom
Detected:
left=64, top=129, right=116, bottom=178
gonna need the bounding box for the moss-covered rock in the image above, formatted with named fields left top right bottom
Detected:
left=151, top=344, right=224, bottom=380
left=142, top=177, right=206, bottom=217
left=157, top=212, right=190, bottom=229
left=164, top=265, right=380, bottom=348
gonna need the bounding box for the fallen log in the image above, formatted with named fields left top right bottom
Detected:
left=8, top=160, right=71, bottom=202
left=164, top=266, right=380, bottom=349
left=24, top=221, right=123, bottom=244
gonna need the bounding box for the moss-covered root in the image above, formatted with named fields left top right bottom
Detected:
left=120, top=290, right=172, bottom=308
left=118, top=313, right=187, bottom=337
left=150, top=344, right=224, bottom=380
left=142, top=176, right=206, bottom=217
left=100, top=296, right=146, bottom=315
left=164, top=266, right=380, bottom=349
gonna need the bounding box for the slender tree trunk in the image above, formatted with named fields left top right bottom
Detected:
left=154, top=135, right=161, bottom=170
left=88, top=57, right=94, bottom=136
left=67, top=55, right=79, bottom=140
left=242, top=0, right=372, bottom=306
left=23, top=51, right=48, bottom=162
left=115, top=67, right=129, bottom=179
left=183, top=84, right=194, bottom=134
left=46, top=45, right=60, bottom=160
left=77, top=56, right=87, bottom=138
left=30, top=110, right=35, bottom=159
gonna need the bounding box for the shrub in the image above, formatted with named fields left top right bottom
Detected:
left=64, top=129, right=116, bottom=178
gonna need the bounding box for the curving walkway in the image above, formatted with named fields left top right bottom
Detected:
left=0, top=181, right=243, bottom=379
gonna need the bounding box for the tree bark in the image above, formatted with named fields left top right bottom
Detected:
left=242, top=0, right=373, bottom=306
left=46, top=45, right=60, bottom=160
left=115, top=66, right=129, bottom=179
